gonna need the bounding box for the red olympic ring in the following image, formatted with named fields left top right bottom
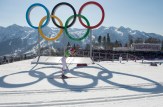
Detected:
left=78, top=1, right=105, bottom=29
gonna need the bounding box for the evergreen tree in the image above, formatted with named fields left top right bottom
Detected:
left=103, top=36, right=107, bottom=50
left=66, top=42, right=71, bottom=50
left=67, top=42, right=71, bottom=47
left=145, top=37, right=160, bottom=43
left=129, top=39, right=133, bottom=46
left=98, top=35, right=102, bottom=45
left=73, top=44, right=76, bottom=49
left=85, top=44, right=90, bottom=50
left=113, top=40, right=122, bottom=47
left=119, top=42, right=122, bottom=47
left=107, top=33, right=110, bottom=44
left=114, top=40, right=119, bottom=47
left=107, top=33, right=111, bottom=50
left=110, top=42, right=114, bottom=50
left=125, top=43, right=128, bottom=47
left=135, top=38, right=143, bottom=43
left=128, top=35, right=133, bottom=47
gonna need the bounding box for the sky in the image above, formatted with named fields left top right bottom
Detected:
left=0, top=0, right=163, bottom=35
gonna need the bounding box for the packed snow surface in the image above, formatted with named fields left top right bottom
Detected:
left=0, top=59, right=163, bottom=107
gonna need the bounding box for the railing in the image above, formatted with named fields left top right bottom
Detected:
left=75, top=50, right=144, bottom=62
left=1, top=49, right=160, bottom=65
left=0, top=54, right=37, bottom=65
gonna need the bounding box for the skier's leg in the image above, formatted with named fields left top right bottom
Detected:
left=61, top=57, right=68, bottom=79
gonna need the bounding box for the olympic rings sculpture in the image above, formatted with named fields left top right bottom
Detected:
left=26, top=1, right=105, bottom=41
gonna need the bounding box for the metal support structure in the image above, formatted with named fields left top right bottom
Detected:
left=89, top=30, right=92, bottom=58
left=63, top=30, right=66, bottom=56
left=105, top=53, right=107, bottom=61
left=48, top=41, right=51, bottom=56
left=142, top=56, right=144, bottom=63
left=89, top=29, right=94, bottom=63
left=37, top=31, right=41, bottom=56
left=48, top=34, right=52, bottom=56
left=126, top=53, right=129, bottom=62
left=112, top=54, right=114, bottom=62
left=99, top=52, right=100, bottom=61
left=37, top=31, right=41, bottom=63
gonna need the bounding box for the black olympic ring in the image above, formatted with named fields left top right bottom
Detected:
left=51, top=2, right=77, bottom=29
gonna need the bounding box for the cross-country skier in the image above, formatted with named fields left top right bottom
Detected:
left=61, top=47, right=76, bottom=79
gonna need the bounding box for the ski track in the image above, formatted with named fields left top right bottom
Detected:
left=0, top=92, right=163, bottom=107
left=1, top=82, right=163, bottom=95
left=0, top=82, right=163, bottom=107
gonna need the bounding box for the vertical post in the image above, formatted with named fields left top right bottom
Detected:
left=142, top=56, right=144, bottom=63
left=99, top=52, right=100, bottom=62
left=90, top=29, right=92, bottom=59
left=105, top=53, right=107, bottom=61
left=112, top=54, right=114, bottom=62
left=90, top=29, right=94, bottom=64
left=126, top=53, right=128, bottom=62
left=48, top=33, right=52, bottom=56
left=135, top=57, right=136, bottom=62
left=37, top=31, right=41, bottom=63
left=63, top=31, right=65, bottom=56
left=38, top=31, right=41, bottom=57
left=48, top=41, right=51, bottom=56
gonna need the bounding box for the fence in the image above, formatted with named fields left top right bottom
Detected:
left=76, top=50, right=144, bottom=62
left=0, top=54, right=37, bottom=65
left=1, top=50, right=162, bottom=65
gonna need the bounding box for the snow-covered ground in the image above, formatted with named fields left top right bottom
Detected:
left=0, top=59, right=163, bottom=107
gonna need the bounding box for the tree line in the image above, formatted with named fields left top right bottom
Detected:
left=86, top=33, right=163, bottom=51
left=66, top=33, right=163, bottom=51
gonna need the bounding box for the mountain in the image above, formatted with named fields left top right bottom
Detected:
left=0, top=24, right=163, bottom=56
left=93, top=26, right=163, bottom=44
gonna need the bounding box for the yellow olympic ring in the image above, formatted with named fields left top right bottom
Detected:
left=38, top=15, right=63, bottom=41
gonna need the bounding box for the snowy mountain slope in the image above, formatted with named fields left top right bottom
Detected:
left=93, top=26, right=163, bottom=44
left=0, top=24, right=163, bottom=56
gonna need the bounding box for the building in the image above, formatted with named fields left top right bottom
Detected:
left=113, top=47, right=131, bottom=51
left=132, top=43, right=162, bottom=51
left=113, top=43, right=162, bottom=52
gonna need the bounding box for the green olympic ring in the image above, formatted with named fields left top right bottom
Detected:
left=64, top=14, right=90, bottom=41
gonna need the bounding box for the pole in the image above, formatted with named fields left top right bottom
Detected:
left=63, top=30, right=66, bottom=56
left=48, top=41, right=51, bottom=56
left=90, top=29, right=92, bottom=59
left=48, top=33, right=53, bottom=56
left=37, top=31, right=41, bottom=63
left=38, top=31, right=41, bottom=56
left=127, top=53, right=128, bottom=62
left=112, top=54, right=114, bottom=62
left=90, top=29, right=94, bottom=64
